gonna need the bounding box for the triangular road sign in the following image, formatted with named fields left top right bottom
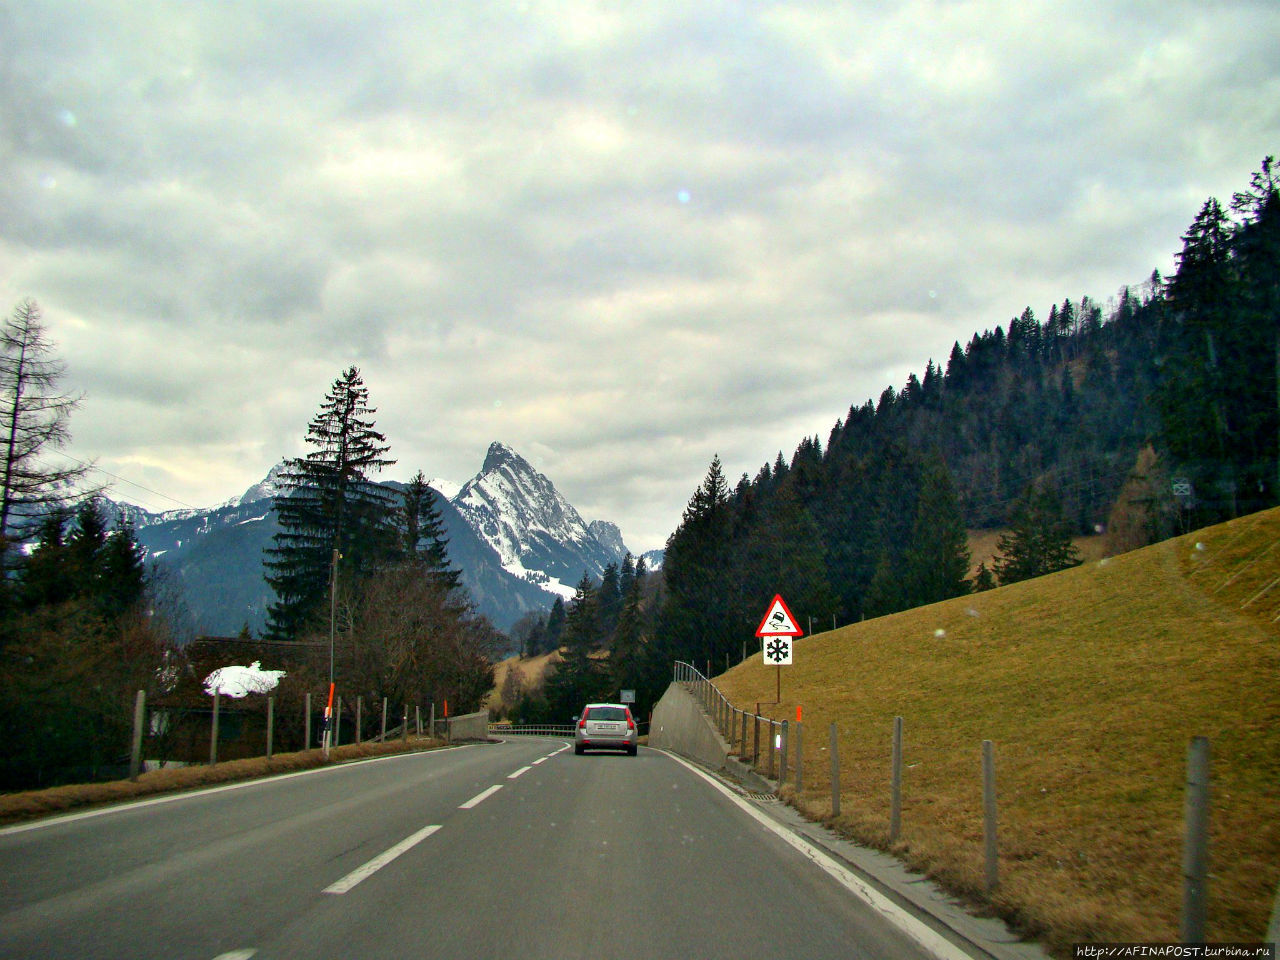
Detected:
left=755, top=594, right=803, bottom=637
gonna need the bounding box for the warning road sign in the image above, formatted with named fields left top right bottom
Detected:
left=763, top=636, right=793, bottom=665
left=755, top=594, right=803, bottom=638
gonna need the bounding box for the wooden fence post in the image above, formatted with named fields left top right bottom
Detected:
left=830, top=722, right=840, bottom=818
left=305, top=692, right=311, bottom=750
left=266, top=696, right=274, bottom=760
left=380, top=697, right=388, bottom=741
left=210, top=692, right=220, bottom=766
left=1181, top=736, right=1211, bottom=942
left=335, top=696, right=343, bottom=749
left=129, top=690, right=146, bottom=782
left=983, top=739, right=998, bottom=893
left=356, top=697, right=362, bottom=744
left=890, top=716, right=903, bottom=842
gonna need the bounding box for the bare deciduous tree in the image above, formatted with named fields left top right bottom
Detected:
left=0, top=298, right=91, bottom=552
left=331, top=564, right=497, bottom=717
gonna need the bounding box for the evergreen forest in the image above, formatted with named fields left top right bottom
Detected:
left=651, top=158, right=1280, bottom=683
left=492, top=159, right=1279, bottom=726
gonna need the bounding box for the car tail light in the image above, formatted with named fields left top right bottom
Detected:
left=626, top=710, right=636, bottom=731
left=578, top=717, right=586, bottom=729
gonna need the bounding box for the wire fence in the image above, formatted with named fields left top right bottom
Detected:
left=670, top=661, right=1218, bottom=940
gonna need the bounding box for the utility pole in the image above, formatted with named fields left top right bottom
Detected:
left=323, top=548, right=339, bottom=759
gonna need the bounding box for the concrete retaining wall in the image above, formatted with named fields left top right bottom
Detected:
left=648, top=683, right=732, bottom=771
left=448, top=710, right=490, bottom=742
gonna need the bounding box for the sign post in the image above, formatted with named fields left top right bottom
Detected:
left=755, top=594, right=803, bottom=703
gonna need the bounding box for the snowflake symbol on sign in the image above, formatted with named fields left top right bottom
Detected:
left=765, top=637, right=791, bottom=663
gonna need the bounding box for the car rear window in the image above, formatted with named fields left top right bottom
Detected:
left=586, top=707, right=627, bottom=721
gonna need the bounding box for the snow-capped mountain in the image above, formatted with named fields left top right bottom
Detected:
left=453, top=442, right=626, bottom=599
left=115, top=442, right=636, bottom=634
left=234, top=462, right=289, bottom=507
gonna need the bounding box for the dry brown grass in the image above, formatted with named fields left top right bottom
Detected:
left=967, top=530, right=1108, bottom=579
left=718, top=509, right=1280, bottom=956
left=486, top=648, right=563, bottom=714
left=0, top=737, right=444, bottom=828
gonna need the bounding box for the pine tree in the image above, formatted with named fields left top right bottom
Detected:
left=659, top=456, right=734, bottom=665
left=16, top=507, right=74, bottom=611
left=401, top=471, right=461, bottom=591
left=993, top=484, right=1082, bottom=585
left=1155, top=197, right=1248, bottom=517
left=264, top=367, right=397, bottom=640
left=1230, top=157, right=1280, bottom=501
left=972, top=562, right=997, bottom=592
left=18, top=499, right=145, bottom=619
left=66, top=498, right=110, bottom=591
left=96, top=519, right=147, bottom=620
left=900, top=459, right=971, bottom=607
left=595, top=562, right=622, bottom=643
left=862, top=555, right=902, bottom=618
left=741, top=484, right=835, bottom=629
left=543, top=572, right=606, bottom=718
left=618, top=552, right=636, bottom=599
left=545, top=595, right=566, bottom=651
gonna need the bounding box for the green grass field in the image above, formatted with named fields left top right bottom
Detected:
left=716, top=508, right=1280, bottom=954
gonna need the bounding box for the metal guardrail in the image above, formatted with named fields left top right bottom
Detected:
left=488, top=724, right=576, bottom=737
left=489, top=719, right=652, bottom=738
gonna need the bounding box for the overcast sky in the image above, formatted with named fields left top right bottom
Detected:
left=2, top=1, right=1277, bottom=553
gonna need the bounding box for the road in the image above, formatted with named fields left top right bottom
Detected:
left=0, top=738, right=949, bottom=960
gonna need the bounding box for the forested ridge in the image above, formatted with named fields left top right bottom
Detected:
left=496, top=159, right=1279, bottom=726
left=655, top=157, right=1279, bottom=677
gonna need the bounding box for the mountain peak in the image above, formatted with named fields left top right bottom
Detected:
left=455, top=441, right=629, bottom=597
left=481, top=441, right=523, bottom=473
left=239, top=461, right=290, bottom=505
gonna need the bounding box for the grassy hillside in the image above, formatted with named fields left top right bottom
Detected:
left=486, top=649, right=562, bottom=715
left=716, top=508, right=1280, bottom=953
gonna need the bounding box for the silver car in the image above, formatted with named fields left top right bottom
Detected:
left=574, top=703, right=638, bottom=756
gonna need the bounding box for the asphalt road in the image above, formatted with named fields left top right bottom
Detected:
left=0, top=739, right=946, bottom=960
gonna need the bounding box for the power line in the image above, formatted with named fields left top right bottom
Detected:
left=34, top=451, right=202, bottom=512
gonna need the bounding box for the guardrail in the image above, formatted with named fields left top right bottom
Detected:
left=488, top=724, right=576, bottom=737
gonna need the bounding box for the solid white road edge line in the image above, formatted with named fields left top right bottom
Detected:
left=660, top=751, right=973, bottom=960
left=459, top=784, right=503, bottom=809
left=322, top=824, right=442, bottom=895
left=0, top=744, right=480, bottom=837
left=507, top=765, right=533, bottom=779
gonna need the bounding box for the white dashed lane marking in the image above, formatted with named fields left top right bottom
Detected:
left=322, top=824, right=443, bottom=895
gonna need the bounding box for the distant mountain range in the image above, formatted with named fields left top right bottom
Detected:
left=109, top=442, right=662, bottom=636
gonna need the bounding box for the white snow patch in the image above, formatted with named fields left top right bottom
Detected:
left=428, top=477, right=461, bottom=501
left=204, top=661, right=286, bottom=698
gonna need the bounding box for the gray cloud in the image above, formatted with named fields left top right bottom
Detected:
left=1, top=0, right=1276, bottom=551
